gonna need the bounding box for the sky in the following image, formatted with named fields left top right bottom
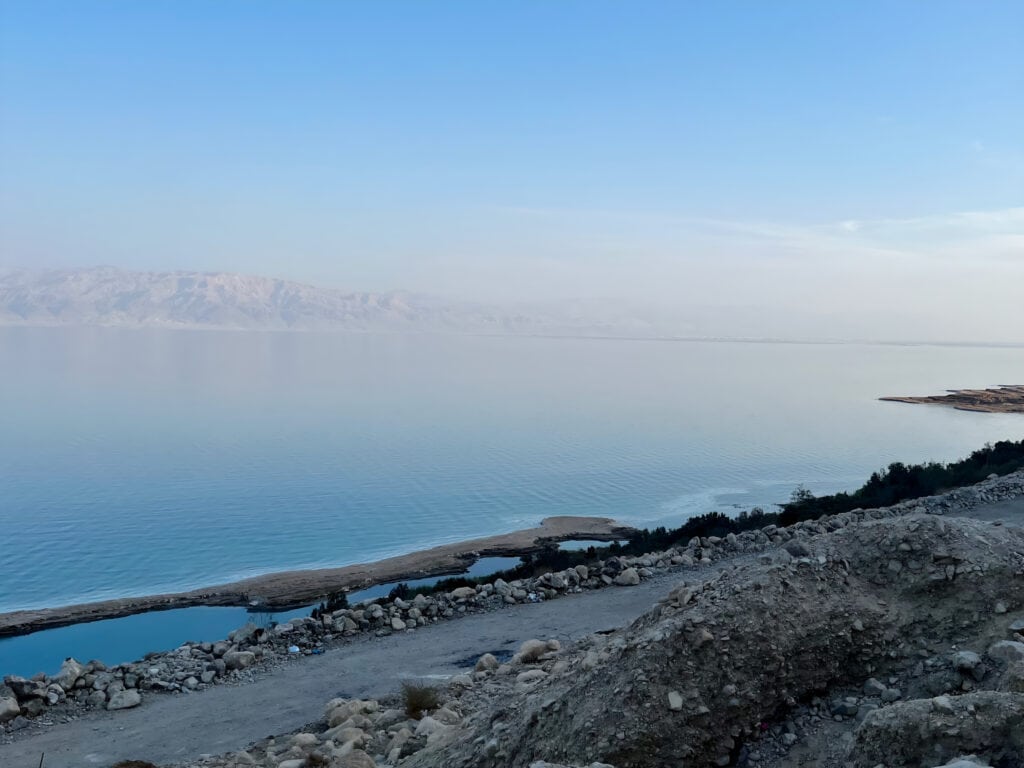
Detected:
left=1, top=1, right=1022, bottom=341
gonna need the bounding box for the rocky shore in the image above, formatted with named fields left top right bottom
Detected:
left=0, top=516, right=634, bottom=638
left=3, top=470, right=1024, bottom=766
left=881, top=384, right=1024, bottom=413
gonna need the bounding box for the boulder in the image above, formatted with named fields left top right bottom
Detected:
left=54, top=658, right=85, bottom=690
left=106, top=689, right=142, bottom=710
left=613, top=568, right=640, bottom=587
left=337, top=750, right=376, bottom=768
left=475, top=653, right=500, bottom=673
left=988, top=641, right=1024, bottom=664
left=784, top=540, right=811, bottom=558
left=517, top=639, right=550, bottom=664
left=849, top=692, right=1024, bottom=767
left=0, top=697, right=19, bottom=723
left=223, top=650, right=257, bottom=671
left=3, top=676, right=43, bottom=701
left=450, top=587, right=477, bottom=600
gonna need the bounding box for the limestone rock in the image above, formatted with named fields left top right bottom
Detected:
left=106, top=689, right=142, bottom=711
left=613, top=568, right=640, bottom=586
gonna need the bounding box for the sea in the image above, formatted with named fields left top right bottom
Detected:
left=1, top=327, right=1022, bottom=675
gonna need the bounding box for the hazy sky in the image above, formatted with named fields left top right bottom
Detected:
left=1, top=2, right=1022, bottom=339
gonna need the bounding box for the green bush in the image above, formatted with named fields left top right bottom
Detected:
left=401, top=680, right=440, bottom=719
left=778, top=439, right=1024, bottom=526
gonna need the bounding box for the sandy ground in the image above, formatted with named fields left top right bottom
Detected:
left=0, top=516, right=635, bottom=637
left=2, top=500, right=1021, bottom=768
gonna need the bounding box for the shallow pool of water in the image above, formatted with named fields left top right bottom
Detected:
left=347, top=556, right=522, bottom=603
left=0, top=556, right=525, bottom=678
left=0, top=604, right=313, bottom=678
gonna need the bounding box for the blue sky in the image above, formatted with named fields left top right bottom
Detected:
left=1, top=2, right=1022, bottom=336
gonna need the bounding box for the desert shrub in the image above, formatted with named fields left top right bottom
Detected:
left=401, top=680, right=440, bottom=719
left=778, top=439, right=1024, bottom=526
left=311, top=590, right=350, bottom=619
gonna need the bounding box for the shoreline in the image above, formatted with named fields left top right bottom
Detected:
left=0, top=515, right=635, bottom=639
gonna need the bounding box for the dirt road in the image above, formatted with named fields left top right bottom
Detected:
left=0, top=566, right=696, bottom=768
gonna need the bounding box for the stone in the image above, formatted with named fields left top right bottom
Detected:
left=106, top=689, right=142, bottom=710
left=450, top=587, right=477, bottom=600
left=391, top=617, right=407, bottom=631
left=0, top=697, right=19, bottom=723
left=863, top=678, right=886, bottom=696
left=516, top=669, right=548, bottom=685
left=1009, top=618, right=1024, bottom=634
left=291, top=732, right=318, bottom=748
left=3, top=676, right=43, bottom=700
left=987, top=640, right=1024, bottom=663
left=517, top=639, right=550, bottom=663
left=414, top=715, right=449, bottom=738
left=475, top=653, right=499, bottom=673
left=336, top=751, right=377, bottom=768
left=223, top=650, right=257, bottom=670
left=613, top=568, right=641, bottom=586
left=54, top=658, right=85, bottom=690
left=667, top=691, right=683, bottom=711
left=784, top=540, right=811, bottom=558
left=994, top=601, right=1008, bottom=614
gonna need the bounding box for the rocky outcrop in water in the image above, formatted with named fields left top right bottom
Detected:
left=881, top=385, right=1024, bottom=413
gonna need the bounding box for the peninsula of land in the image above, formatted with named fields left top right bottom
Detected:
left=0, top=516, right=634, bottom=639
left=880, top=384, right=1024, bottom=413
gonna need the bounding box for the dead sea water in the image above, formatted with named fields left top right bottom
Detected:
left=1, top=328, right=1022, bottom=672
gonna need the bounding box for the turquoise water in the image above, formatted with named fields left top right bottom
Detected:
left=0, top=556, right=521, bottom=677
left=1, top=328, right=1022, bottom=672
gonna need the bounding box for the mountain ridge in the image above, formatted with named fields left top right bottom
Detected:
left=0, top=266, right=620, bottom=335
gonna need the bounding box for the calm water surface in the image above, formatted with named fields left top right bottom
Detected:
left=1, top=328, right=1022, bottom=672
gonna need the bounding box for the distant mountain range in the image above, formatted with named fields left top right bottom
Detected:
left=0, top=267, right=667, bottom=336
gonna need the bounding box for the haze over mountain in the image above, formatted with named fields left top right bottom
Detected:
left=4, top=266, right=1024, bottom=345
left=0, top=266, right=682, bottom=337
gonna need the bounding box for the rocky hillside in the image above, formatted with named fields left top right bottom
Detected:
left=0, top=267, right=658, bottom=335
left=161, top=479, right=1021, bottom=768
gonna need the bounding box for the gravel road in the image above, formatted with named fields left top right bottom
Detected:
left=0, top=565, right=703, bottom=768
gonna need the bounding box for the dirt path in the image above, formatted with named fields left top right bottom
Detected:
left=0, top=564, right=715, bottom=768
